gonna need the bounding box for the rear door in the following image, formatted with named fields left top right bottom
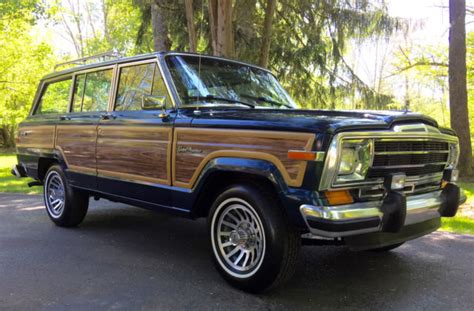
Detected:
left=55, top=67, right=114, bottom=188
left=96, top=59, right=175, bottom=206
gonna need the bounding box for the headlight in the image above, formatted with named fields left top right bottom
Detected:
left=335, top=139, right=373, bottom=183
left=446, top=143, right=459, bottom=168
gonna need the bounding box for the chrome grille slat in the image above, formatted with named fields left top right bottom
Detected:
left=371, top=162, right=448, bottom=169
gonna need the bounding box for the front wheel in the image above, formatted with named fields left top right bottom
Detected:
left=44, top=165, right=89, bottom=227
left=209, top=184, right=300, bottom=293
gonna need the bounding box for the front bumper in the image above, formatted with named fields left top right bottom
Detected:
left=300, top=185, right=466, bottom=238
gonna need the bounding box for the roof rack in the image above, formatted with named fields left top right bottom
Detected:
left=54, top=49, right=123, bottom=71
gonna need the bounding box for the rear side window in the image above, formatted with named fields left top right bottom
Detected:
left=35, top=78, right=72, bottom=115
left=72, top=69, right=113, bottom=112
left=115, top=62, right=169, bottom=111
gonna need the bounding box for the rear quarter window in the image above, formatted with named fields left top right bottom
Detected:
left=35, top=78, right=72, bottom=115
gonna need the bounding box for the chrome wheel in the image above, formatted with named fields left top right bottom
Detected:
left=211, top=198, right=266, bottom=278
left=44, top=171, right=65, bottom=219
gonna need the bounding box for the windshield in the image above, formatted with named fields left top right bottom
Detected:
left=165, top=55, right=297, bottom=109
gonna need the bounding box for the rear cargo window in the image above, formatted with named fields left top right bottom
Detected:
left=35, top=78, right=72, bottom=115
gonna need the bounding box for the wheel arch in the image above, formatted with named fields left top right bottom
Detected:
left=189, top=157, right=288, bottom=219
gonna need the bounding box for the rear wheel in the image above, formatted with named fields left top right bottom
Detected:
left=209, top=184, right=300, bottom=293
left=44, top=165, right=89, bottom=227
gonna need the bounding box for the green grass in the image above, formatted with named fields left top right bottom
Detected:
left=458, top=181, right=474, bottom=204
left=441, top=216, right=474, bottom=235
left=0, top=153, right=41, bottom=194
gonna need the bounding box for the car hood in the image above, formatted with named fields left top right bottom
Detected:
left=185, top=108, right=440, bottom=134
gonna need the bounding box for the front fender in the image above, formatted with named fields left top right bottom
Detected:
left=182, top=157, right=319, bottom=228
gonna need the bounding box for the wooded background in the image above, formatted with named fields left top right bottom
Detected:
left=0, top=0, right=472, bottom=175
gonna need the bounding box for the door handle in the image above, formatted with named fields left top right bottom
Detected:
left=59, top=115, right=71, bottom=121
left=100, top=113, right=115, bottom=120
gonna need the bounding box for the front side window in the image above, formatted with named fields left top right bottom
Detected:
left=81, top=69, right=113, bottom=112
left=115, top=62, right=169, bottom=111
left=165, top=55, right=296, bottom=109
left=35, top=78, right=72, bottom=114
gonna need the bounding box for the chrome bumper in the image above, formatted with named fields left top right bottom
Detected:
left=300, top=190, right=466, bottom=238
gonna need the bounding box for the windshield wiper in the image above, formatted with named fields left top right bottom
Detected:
left=240, top=94, right=292, bottom=109
left=183, top=95, right=255, bottom=108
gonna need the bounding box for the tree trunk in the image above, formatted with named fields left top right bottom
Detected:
left=449, top=0, right=472, bottom=176
left=151, top=0, right=172, bottom=52
left=208, top=0, right=218, bottom=54
left=185, top=0, right=197, bottom=52
left=208, top=0, right=233, bottom=57
left=259, top=0, right=276, bottom=67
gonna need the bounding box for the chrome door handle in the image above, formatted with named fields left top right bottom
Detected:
left=100, top=113, right=115, bottom=120
left=59, top=115, right=71, bottom=121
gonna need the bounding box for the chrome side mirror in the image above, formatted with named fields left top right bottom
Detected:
left=141, top=95, right=166, bottom=110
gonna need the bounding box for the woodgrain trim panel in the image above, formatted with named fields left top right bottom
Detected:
left=172, top=128, right=315, bottom=189
left=56, top=124, right=98, bottom=174
left=16, top=125, right=56, bottom=149
left=96, top=126, right=173, bottom=185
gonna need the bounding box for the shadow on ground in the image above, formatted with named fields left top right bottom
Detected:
left=0, top=193, right=473, bottom=310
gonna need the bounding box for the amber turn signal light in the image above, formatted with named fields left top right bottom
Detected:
left=325, top=190, right=354, bottom=205
left=288, top=150, right=325, bottom=161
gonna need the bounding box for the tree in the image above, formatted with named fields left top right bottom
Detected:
left=0, top=3, right=55, bottom=147
left=259, top=0, right=276, bottom=68
left=151, top=0, right=171, bottom=51
left=185, top=0, right=197, bottom=52
left=208, top=0, right=233, bottom=57
left=449, top=0, right=472, bottom=176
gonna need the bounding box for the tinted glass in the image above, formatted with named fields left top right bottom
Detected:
left=71, top=74, right=85, bottom=112
left=82, top=69, right=113, bottom=112
left=115, top=62, right=168, bottom=111
left=35, top=78, right=72, bottom=114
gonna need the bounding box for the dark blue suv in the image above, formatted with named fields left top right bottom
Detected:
left=13, top=52, right=466, bottom=292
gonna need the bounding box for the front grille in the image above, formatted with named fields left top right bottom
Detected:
left=374, top=141, right=449, bottom=152
left=369, top=139, right=450, bottom=178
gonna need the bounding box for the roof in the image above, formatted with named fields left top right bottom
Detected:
left=42, top=51, right=272, bottom=81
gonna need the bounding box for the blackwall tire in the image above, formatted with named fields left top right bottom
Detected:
left=208, top=184, right=300, bottom=293
left=43, top=165, right=89, bottom=227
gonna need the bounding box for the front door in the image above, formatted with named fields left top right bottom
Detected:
left=55, top=67, right=114, bottom=188
left=96, top=59, right=174, bottom=206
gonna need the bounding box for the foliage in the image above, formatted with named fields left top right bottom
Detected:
left=0, top=5, right=56, bottom=147
left=0, top=153, right=41, bottom=194
left=389, top=31, right=474, bottom=152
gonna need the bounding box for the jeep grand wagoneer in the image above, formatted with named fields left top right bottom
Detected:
left=13, top=52, right=466, bottom=292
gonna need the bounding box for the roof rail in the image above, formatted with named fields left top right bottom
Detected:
left=54, top=49, right=123, bottom=71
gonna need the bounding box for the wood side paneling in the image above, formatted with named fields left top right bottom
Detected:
left=96, top=126, right=172, bottom=184
left=17, top=125, right=55, bottom=149
left=56, top=125, right=97, bottom=174
left=173, top=128, right=315, bottom=188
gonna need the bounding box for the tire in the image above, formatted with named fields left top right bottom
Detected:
left=43, top=165, right=89, bottom=227
left=367, top=242, right=405, bottom=252
left=208, top=183, right=300, bottom=293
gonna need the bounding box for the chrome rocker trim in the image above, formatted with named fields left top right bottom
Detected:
left=300, top=190, right=467, bottom=238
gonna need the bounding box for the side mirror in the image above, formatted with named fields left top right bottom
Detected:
left=141, top=95, right=166, bottom=110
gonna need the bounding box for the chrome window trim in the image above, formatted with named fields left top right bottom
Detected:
left=318, top=127, right=459, bottom=191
